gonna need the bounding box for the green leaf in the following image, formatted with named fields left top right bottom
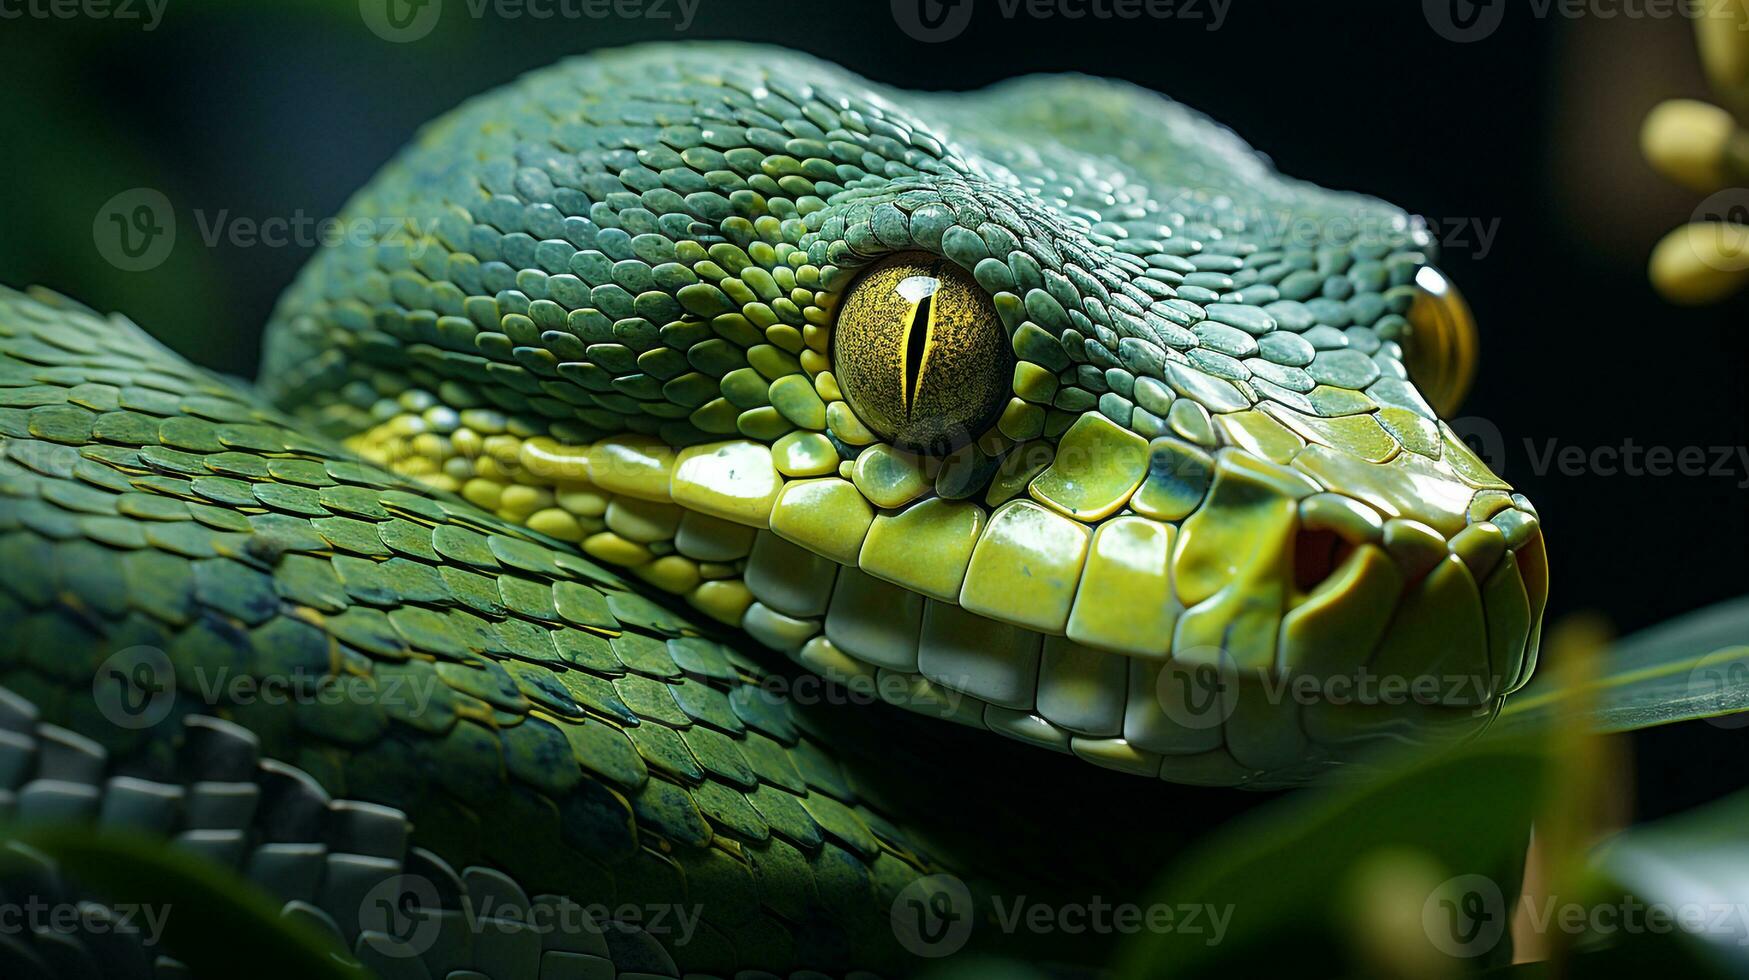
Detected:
left=1499, top=596, right=1749, bottom=734
left=1115, top=734, right=1552, bottom=979
left=1588, top=789, right=1749, bottom=977
left=0, top=825, right=366, bottom=980
left=1478, top=791, right=1749, bottom=980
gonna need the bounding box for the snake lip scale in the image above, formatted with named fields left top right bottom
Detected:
left=0, top=40, right=1547, bottom=976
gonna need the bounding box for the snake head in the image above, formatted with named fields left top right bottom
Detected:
left=266, top=44, right=1546, bottom=787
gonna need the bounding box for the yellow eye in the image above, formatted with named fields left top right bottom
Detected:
left=1404, top=265, right=1478, bottom=418
left=832, top=252, right=1013, bottom=453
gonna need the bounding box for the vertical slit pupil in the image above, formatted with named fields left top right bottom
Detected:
left=903, top=287, right=933, bottom=413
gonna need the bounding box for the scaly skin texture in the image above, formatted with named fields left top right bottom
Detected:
left=0, top=43, right=1548, bottom=977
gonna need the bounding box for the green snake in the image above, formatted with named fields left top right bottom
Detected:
left=0, top=42, right=1549, bottom=977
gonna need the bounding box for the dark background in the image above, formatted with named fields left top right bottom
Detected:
left=0, top=0, right=1742, bottom=815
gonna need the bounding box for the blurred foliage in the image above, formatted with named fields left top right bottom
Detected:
left=1501, top=596, right=1749, bottom=734
left=1115, top=733, right=1547, bottom=978
left=1591, top=789, right=1749, bottom=977
left=0, top=1, right=347, bottom=367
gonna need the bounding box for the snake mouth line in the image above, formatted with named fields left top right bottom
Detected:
left=732, top=463, right=1548, bottom=786
left=354, top=405, right=1546, bottom=786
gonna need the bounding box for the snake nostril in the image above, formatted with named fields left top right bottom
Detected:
left=1293, top=527, right=1358, bottom=594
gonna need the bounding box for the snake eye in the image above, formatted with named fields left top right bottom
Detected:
left=832, top=252, right=1013, bottom=453
left=1404, top=265, right=1479, bottom=418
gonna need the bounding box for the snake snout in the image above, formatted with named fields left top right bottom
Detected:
left=1276, top=476, right=1547, bottom=757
